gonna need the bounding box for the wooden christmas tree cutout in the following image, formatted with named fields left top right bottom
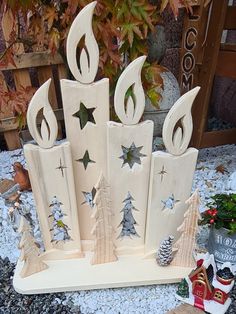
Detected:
left=172, top=189, right=201, bottom=268
left=18, top=216, right=48, bottom=278
left=90, top=173, right=117, bottom=265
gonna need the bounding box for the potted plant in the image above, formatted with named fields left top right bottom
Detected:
left=200, top=193, right=236, bottom=264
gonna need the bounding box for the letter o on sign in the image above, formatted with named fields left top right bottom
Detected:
left=182, top=52, right=195, bottom=73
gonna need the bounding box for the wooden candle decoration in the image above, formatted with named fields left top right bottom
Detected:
left=61, top=1, right=109, bottom=246
left=24, top=79, right=83, bottom=260
left=145, top=87, right=200, bottom=258
left=107, top=56, right=154, bottom=254
left=172, top=189, right=201, bottom=267
left=13, top=2, right=204, bottom=294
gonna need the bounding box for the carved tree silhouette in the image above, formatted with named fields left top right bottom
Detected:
left=172, top=189, right=201, bottom=267
left=118, top=192, right=139, bottom=238
left=49, top=196, right=71, bottom=243
left=91, top=173, right=117, bottom=265
left=18, top=216, right=48, bottom=278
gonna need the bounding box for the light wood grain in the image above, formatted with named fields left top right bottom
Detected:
left=90, top=173, right=117, bottom=265
left=114, top=56, right=146, bottom=125
left=61, top=78, right=109, bottom=242
left=27, top=79, right=58, bottom=149
left=145, top=148, right=198, bottom=258
left=172, top=189, right=201, bottom=267
left=18, top=216, right=48, bottom=278
left=24, top=142, right=83, bottom=259
left=162, top=87, right=200, bottom=156
left=66, top=1, right=99, bottom=83
left=13, top=253, right=192, bottom=294
left=107, top=121, right=153, bottom=254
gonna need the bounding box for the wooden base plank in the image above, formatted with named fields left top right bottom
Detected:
left=201, top=128, right=236, bottom=148
left=13, top=253, right=192, bottom=294
left=167, top=304, right=205, bottom=314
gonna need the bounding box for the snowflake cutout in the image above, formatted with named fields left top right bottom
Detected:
left=119, top=142, right=146, bottom=169
left=161, top=194, right=180, bottom=211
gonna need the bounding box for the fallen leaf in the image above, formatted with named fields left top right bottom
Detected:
left=215, top=164, right=228, bottom=174
left=205, top=181, right=213, bottom=188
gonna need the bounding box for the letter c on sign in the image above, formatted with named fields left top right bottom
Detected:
left=184, top=27, right=197, bottom=51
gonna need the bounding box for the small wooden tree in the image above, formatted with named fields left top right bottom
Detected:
left=172, top=189, right=201, bottom=268
left=90, top=173, right=117, bottom=265
left=18, top=216, right=48, bottom=278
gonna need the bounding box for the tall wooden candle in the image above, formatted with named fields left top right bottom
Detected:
left=61, top=1, right=109, bottom=246
left=24, top=79, right=83, bottom=260
left=144, top=87, right=200, bottom=258
left=107, top=56, right=154, bottom=254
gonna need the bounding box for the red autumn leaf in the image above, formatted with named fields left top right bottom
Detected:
left=44, top=6, right=58, bottom=31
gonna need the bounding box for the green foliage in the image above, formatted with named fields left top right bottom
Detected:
left=200, top=193, right=236, bottom=235
left=176, top=278, right=189, bottom=298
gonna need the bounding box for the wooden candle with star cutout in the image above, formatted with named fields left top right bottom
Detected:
left=60, top=2, right=109, bottom=246
left=144, top=87, right=200, bottom=258
left=107, top=56, right=154, bottom=254
left=24, top=79, right=83, bottom=260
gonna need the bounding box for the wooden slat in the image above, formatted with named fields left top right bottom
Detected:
left=0, top=52, right=64, bottom=71
left=2, top=10, right=31, bottom=88
left=224, top=6, right=236, bottom=30
left=1, top=9, right=32, bottom=150
left=220, top=43, right=236, bottom=52
left=37, top=66, right=58, bottom=108
left=191, top=0, right=229, bottom=148
left=201, top=128, right=236, bottom=147
left=0, top=108, right=64, bottom=132
left=215, top=50, right=236, bottom=79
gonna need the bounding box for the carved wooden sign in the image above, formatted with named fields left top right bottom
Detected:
left=179, top=1, right=210, bottom=94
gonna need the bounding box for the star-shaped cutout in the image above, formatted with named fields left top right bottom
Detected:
left=81, top=187, right=97, bottom=208
left=73, top=102, right=96, bottom=130
left=76, top=150, right=95, bottom=170
left=161, top=194, right=180, bottom=211
left=55, top=158, right=67, bottom=177
left=158, top=165, right=167, bottom=182
left=119, top=142, right=146, bottom=169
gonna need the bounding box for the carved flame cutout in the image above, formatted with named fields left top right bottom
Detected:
left=162, top=87, right=200, bottom=155
left=27, top=79, right=58, bottom=149
left=114, top=56, right=146, bottom=125
left=66, top=1, right=99, bottom=84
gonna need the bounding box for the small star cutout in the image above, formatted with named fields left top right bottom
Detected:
left=56, top=158, right=67, bottom=177
left=81, top=187, right=97, bottom=208
left=158, top=165, right=167, bottom=182
left=119, top=142, right=146, bottom=169
left=76, top=150, right=95, bottom=170
left=73, top=102, right=96, bottom=130
left=161, top=194, right=180, bottom=211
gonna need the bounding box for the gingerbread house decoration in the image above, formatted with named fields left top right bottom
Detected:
left=176, top=253, right=235, bottom=314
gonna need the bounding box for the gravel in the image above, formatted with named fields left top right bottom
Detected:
left=0, top=144, right=236, bottom=313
